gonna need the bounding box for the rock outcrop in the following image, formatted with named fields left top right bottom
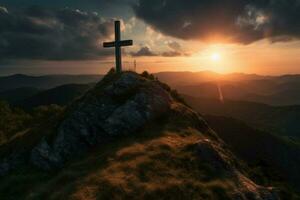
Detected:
left=30, top=72, right=204, bottom=170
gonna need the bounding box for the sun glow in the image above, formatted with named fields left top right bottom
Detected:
left=211, top=52, right=221, bottom=62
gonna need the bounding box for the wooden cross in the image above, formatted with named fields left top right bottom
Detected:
left=103, top=21, right=133, bottom=73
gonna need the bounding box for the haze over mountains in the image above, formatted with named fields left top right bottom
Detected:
left=185, top=96, right=300, bottom=141
left=2, top=71, right=300, bottom=141
left=156, top=71, right=300, bottom=106
left=2, top=71, right=300, bottom=105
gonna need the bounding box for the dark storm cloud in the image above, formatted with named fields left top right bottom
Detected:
left=0, top=0, right=135, bottom=9
left=0, top=0, right=137, bottom=18
left=133, top=0, right=300, bottom=44
left=0, top=6, right=115, bottom=61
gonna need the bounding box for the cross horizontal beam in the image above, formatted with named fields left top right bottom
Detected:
left=120, top=40, right=133, bottom=46
left=103, top=40, right=133, bottom=48
left=103, top=42, right=115, bottom=48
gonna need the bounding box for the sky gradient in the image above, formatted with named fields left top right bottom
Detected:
left=0, top=0, right=299, bottom=75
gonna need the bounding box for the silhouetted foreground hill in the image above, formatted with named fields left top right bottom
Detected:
left=184, top=96, right=300, bottom=141
left=0, top=72, right=279, bottom=200
left=0, top=74, right=102, bottom=91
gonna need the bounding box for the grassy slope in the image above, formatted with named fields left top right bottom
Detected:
left=0, top=121, right=241, bottom=200
left=0, top=104, right=65, bottom=157
left=204, top=115, right=300, bottom=199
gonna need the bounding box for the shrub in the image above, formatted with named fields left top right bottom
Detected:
left=141, top=71, right=155, bottom=80
left=0, top=101, right=32, bottom=144
left=32, top=104, right=64, bottom=124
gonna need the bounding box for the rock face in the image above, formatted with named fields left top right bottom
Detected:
left=30, top=72, right=177, bottom=169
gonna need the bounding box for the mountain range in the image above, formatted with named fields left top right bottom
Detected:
left=2, top=71, right=300, bottom=141
left=155, top=72, right=300, bottom=106
left=0, top=74, right=102, bottom=92
left=1, top=71, right=292, bottom=199
left=3, top=71, right=300, bottom=105
left=184, top=96, right=300, bottom=141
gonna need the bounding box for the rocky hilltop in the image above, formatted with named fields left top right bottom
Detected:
left=0, top=71, right=278, bottom=199
left=30, top=71, right=203, bottom=170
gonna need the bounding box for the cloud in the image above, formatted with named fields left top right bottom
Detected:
left=131, top=45, right=189, bottom=57
left=0, top=6, right=115, bottom=61
left=161, top=51, right=182, bottom=57
left=0, top=6, right=8, bottom=13
left=1, top=0, right=136, bottom=9
left=133, top=0, right=300, bottom=44
left=131, top=46, right=157, bottom=57
left=166, top=41, right=181, bottom=51
left=162, top=40, right=189, bottom=57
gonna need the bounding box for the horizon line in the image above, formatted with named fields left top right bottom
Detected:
left=1, top=70, right=300, bottom=78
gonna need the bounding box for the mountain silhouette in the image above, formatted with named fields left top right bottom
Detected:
left=0, top=71, right=280, bottom=199
left=184, top=95, right=300, bottom=140
left=0, top=74, right=102, bottom=92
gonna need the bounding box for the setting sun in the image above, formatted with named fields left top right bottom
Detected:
left=211, top=53, right=221, bottom=62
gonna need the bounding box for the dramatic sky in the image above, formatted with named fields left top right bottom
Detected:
left=0, top=0, right=299, bottom=75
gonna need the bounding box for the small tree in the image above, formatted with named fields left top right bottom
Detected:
left=141, top=71, right=155, bottom=80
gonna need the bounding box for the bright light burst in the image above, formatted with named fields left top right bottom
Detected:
left=211, top=52, right=221, bottom=62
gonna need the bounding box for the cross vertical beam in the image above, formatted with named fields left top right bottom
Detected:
left=115, top=21, right=122, bottom=73
left=103, top=20, right=133, bottom=73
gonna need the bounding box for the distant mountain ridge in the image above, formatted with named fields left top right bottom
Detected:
left=154, top=71, right=272, bottom=86
left=184, top=95, right=300, bottom=140
left=19, top=84, right=93, bottom=109
left=4, top=71, right=300, bottom=105
left=2, top=71, right=300, bottom=140
left=154, top=71, right=300, bottom=106
left=0, top=74, right=103, bottom=91
left=3, top=80, right=299, bottom=141
left=0, top=87, right=41, bottom=104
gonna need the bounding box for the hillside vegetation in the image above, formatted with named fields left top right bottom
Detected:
left=0, top=121, right=278, bottom=200
left=0, top=101, right=63, bottom=145
left=205, top=115, right=300, bottom=198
